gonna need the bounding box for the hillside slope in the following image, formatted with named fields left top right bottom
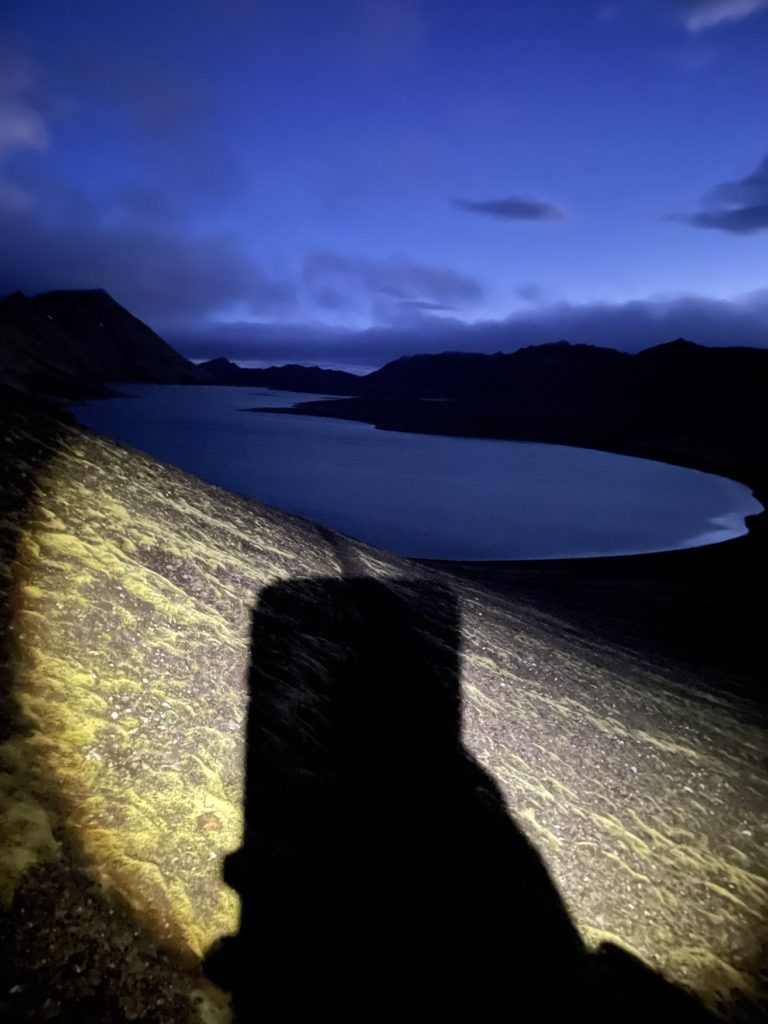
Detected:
left=0, top=290, right=202, bottom=397
left=0, top=392, right=765, bottom=1021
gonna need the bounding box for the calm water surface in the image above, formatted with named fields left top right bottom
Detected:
left=72, top=385, right=762, bottom=560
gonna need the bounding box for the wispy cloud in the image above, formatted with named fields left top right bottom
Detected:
left=667, top=152, right=768, bottom=234
left=453, top=195, right=566, bottom=221
left=674, top=0, right=768, bottom=31
left=302, top=251, right=483, bottom=322
left=0, top=42, right=48, bottom=213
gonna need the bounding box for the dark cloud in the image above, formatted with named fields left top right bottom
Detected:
left=671, top=205, right=768, bottom=233
left=0, top=38, right=280, bottom=327
left=0, top=203, right=294, bottom=328
left=668, top=152, right=768, bottom=234
left=0, top=173, right=484, bottom=330
left=709, top=154, right=768, bottom=204
left=454, top=195, right=566, bottom=222
left=673, top=0, right=768, bottom=31
left=175, top=291, right=768, bottom=366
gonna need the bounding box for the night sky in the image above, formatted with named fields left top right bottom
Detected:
left=2, top=0, right=767, bottom=367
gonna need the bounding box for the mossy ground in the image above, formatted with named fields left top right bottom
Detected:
left=0, top=397, right=766, bottom=1021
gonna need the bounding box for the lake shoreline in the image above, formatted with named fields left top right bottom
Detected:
left=74, top=385, right=767, bottom=696
left=258, top=396, right=768, bottom=520
left=256, top=392, right=767, bottom=556
left=254, top=397, right=767, bottom=698
left=427, top=512, right=768, bottom=701
left=72, top=385, right=761, bottom=562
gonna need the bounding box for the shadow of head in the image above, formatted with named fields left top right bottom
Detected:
left=241, top=575, right=464, bottom=791
left=205, top=575, right=589, bottom=1015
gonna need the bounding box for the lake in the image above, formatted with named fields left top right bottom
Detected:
left=71, top=385, right=763, bottom=561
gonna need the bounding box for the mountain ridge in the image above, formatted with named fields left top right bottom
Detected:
left=0, top=289, right=203, bottom=397
left=200, top=336, right=768, bottom=408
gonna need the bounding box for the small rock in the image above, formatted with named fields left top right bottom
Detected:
left=196, top=811, right=223, bottom=832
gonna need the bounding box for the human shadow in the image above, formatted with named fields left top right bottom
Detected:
left=205, top=575, right=713, bottom=1021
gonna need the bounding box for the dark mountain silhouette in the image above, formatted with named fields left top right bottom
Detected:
left=3, top=286, right=766, bottom=487
left=248, top=338, right=768, bottom=486
left=357, top=340, right=630, bottom=400
left=199, top=340, right=633, bottom=400
left=0, top=289, right=202, bottom=397
left=197, top=356, right=361, bottom=394
left=205, top=338, right=768, bottom=443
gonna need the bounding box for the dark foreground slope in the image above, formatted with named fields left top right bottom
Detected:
left=0, top=289, right=202, bottom=397
left=0, top=391, right=765, bottom=1022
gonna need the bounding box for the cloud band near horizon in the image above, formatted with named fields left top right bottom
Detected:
left=173, top=290, right=768, bottom=367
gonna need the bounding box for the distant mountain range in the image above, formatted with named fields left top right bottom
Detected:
left=203, top=341, right=768, bottom=484
left=200, top=337, right=768, bottom=423
left=198, top=356, right=363, bottom=395
left=2, top=288, right=766, bottom=488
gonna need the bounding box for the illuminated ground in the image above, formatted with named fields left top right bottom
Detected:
left=0, top=395, right=765, bottom=1021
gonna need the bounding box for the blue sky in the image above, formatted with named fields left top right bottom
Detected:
left=1, top=0, right=767, bottom=364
